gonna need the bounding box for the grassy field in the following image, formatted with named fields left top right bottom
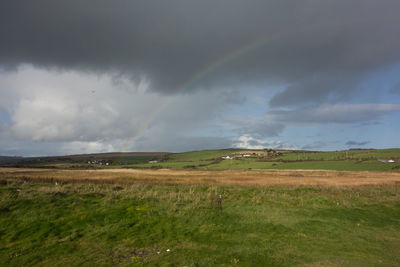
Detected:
left=278, top=149, right=400, bottom=161
left=133, top=149, right=400, bottom=172
left=201, top=159, right=400, bottom=172
left=2, top=149, right=400, bottom=265
left=4, top=148, right=400, bottom=172
left=1, top=177, right=400, bottom=266
left=2, top=168, right=400, bottom=187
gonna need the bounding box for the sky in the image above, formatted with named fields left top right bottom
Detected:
left=1, top=0, right=400, bottom=156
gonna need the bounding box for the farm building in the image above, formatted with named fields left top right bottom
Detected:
left=378, top=158, right=400, bottom=163
left=234, top=151, right=266, bottom=157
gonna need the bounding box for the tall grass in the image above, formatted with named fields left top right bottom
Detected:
left=1, top=178, right=400, bottom=266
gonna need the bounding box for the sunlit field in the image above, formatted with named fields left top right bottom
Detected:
left=8, top=148, right=400, bottom=172
left=1, top=167, right=400, bottom=266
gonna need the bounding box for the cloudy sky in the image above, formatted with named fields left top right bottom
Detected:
left=1, top=0, right=400, bottom=156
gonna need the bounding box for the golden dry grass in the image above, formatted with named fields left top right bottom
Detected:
left=1, top=167, right=400, bottom=187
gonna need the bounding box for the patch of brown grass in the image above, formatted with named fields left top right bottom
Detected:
left=1, top=167, right=400, bottom=187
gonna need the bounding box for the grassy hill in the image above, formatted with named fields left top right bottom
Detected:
left=2, top=148, right=400, bottom=172
left=121, top=148, right=400, bottom=171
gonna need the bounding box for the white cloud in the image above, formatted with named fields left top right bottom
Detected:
left=233, top=134, right=297, bottom=150
left=0, top=65, right=161, bottom=143
left=0, top=65, right=242, bottom=155
left=60, top=141, right=115, bottom=155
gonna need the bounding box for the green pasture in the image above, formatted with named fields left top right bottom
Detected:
left=280, top=149, right=400, bottom=161
left=1, top=180, right=399, bottom=266
left=11, top=148, right=400, bottom=172
left=135, top=149, right=400, bottom=171
left=165, top=149, right=241, bottom=162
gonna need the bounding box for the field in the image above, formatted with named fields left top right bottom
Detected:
left=132, top=149, right=400, bottom=171
left=1, top=149, right=400, bottom=266
left=5, top=148, right=400, bottom=172
left=1, top=168, right=400, bottom=187
left=1, top=167, right=400, bottom=266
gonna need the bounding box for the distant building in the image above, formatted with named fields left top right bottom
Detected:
left=234, top=151, right=265, bottom=157
left=235, top=151, right=258, bottom=155
left=378, top=159, right=398, bottom=163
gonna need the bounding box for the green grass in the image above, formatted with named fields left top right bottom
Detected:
left=198, top=158, right=277, bottom=170
left=166, top=149, right=241, bottom=162
left=134, top=149, right=400, bottom=171
left=196, top=159, right=400, bottom=171
left=280, top=149, right=400, bottom=161
left=13, top=148, right=400, bottom=172
left=270, top=160, right=400, bottom=171
left=1, top=180, right=400, bottom=266
left=125, top=149, right=242, bottom=169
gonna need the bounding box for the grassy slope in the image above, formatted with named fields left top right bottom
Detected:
left=1, top=181, right=400, bottom=266
left=279, top=149, right=400, bottom=161
left=135, top=149, right=400, bottom=171
left=202, top=159, right=400, bottom=171
left=131, top=149, right=242, bottom=169
left=11, top=148, right=400, bottom=171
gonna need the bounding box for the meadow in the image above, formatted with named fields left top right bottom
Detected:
left=1, top=179, right=400, bottom=266
left=1, top=168, right=400, bottom=266
left=131, top=149, right=400, bottom=172
left=7, top=148, right=400, bottom=172
left=1, top=148, right=400, bottom=266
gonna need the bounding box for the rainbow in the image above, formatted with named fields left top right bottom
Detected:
left=123, top=17, right=386, bottom=151
left=124, top=33, right=276, bottom=151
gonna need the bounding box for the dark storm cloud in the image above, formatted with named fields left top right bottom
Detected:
left=345, top=141, right=370, bottom=147
left=391, top=82, right=400, bottom=94
left=269, top=74, right=360, bottom=108
left=1, top=0, right=400, bottom=101
left=270, top=104, right=400, bottom=124
left=133, top=134, right=233, bottom=153
left=234, top=121, right=285, bottom=138
left=302, top=141, right=328, bottom=150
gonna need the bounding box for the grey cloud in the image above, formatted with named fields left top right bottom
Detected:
left=0, top=107, right=11, bottom=126
left=302, top=141, right=328, bottom=150
left=1, top=0, right=400, bottom=101
left=0, top=66, right=242, bottom=155
left=269, top=74, right=359, bottom=108
left=0, top=139, right=68, bottom=157
left=239, top=122, right=285, bottom=138
left=345, top=141, right=370, bottom=146
left=247, top=139, right=261, bottom=147
left=132, top=134, right=233, bottom=153
left=391, top=82, right=400, bottom=94
left=1, top=1, right=400, bottom=155
left=225, top=117, right=284, bottom=138
left=151, top=88, right=246, bottom=132
left=271, top=104, right=400, bottom=124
